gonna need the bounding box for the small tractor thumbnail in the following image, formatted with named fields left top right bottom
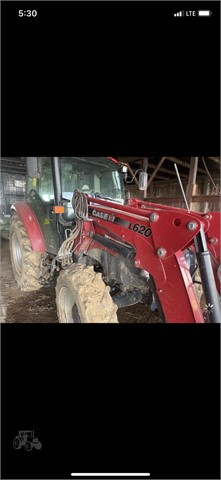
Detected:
left=13, top=430, right=42, bottom=451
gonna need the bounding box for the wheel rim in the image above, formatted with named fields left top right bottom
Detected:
left=13, top=439, right=19, bottom=448
left=11, top=232, right=22, bottom=274
left=59, top=287, right=81, bottom=323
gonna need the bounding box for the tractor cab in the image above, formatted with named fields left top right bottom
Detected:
left=26, top=157, right=125, bottom=253
left=27, top=157, right=125, bottom=207
left=18, top=430, right=33, bottom=439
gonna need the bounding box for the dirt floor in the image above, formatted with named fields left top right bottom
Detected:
left=0, top=238, right=162, bottom=323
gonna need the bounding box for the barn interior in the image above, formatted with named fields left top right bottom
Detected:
left=0, top=156, right=220, bottom=323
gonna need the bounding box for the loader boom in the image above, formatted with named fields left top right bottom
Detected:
left=71, top=195, right=220, bottom=323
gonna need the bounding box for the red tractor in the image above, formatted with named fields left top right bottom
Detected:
left=9, top=157, right=221, bottom=323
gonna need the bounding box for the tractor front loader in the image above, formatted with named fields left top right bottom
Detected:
left=9, top=157, right=221, bottom=323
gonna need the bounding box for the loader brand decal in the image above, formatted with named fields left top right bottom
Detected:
left=89, top=208, right=152, bottom=237
left=90, top=208, right=130, bottom=227
left=91, top=209, right=116, bottom=222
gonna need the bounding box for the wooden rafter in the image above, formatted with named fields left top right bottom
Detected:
left=144, top=195, right=220, bottom=204
left=165, top=157, right=206, bottom=174
left=208, top=157, right=220, bottom=166
left=185, top=157, right=198, bottom=209
left=148, top=162, right=188, bottom=177
left=147, top=157, right=166, bottom=188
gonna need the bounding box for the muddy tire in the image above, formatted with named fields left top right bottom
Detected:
left=9, top=213, right=47, bottom=291
left=56, top=264, right=118, bottom=323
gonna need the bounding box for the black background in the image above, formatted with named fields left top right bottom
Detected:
left=1, top=1, right=220, bottom=156
left=1, top=1, right=220, bottom=479
left=1, top=325, right=220, bottom=479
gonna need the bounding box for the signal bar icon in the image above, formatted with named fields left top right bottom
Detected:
left=174, top=11, right=184, bottom=17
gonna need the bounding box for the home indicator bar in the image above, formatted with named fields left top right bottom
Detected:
left=71, top=475, right=151, bottom=478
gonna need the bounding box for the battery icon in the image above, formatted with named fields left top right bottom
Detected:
left=198, top=10, right=211, bottom=16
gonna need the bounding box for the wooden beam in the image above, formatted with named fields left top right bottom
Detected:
left=121, top=156, right=208, bottom=175
left=147, top=157, right=166, bottom=189
left=144, top=195, right=220, bottom=204
left=148, top=162, right=188, bottom=178
left=129, top=160, right=188, bottom=178
left=193, top=194, right=219, bottom=203
left=121, top=156, right=207, bottom=174
left=166, top=157, right=206, bottom=174
left=186, top=157, right=198, bottom=209
left=208, top=157, right=220, bottom=166
left=154, top=174, right=169, bottom=181
left=202, top=176, right=210, bottom=213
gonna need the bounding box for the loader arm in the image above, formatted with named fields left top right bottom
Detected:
left=72, top=196, right=220, bottom=324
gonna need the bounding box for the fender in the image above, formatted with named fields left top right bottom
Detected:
left=12, top=202, right=46, bottom=253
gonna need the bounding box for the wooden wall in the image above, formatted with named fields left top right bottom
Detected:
left=125, top=175, right=220, bottom=212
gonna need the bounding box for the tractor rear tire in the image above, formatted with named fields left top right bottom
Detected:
left=56, top=264, right=118, bottom=323
left=13, top=437, right=22, bottom=449
left=9, top=213, right=47, bottom=291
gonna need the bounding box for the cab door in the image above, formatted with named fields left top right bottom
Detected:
left=26, top=157, right=59, bottom=255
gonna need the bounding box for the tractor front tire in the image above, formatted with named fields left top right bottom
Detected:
left=35, top=442, right=42, bottom=450
left=25, top=442, right=33, bottom=452
left=56, top=264, right=118, bottom=323
left=9, top=213, right=47, bottom=291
